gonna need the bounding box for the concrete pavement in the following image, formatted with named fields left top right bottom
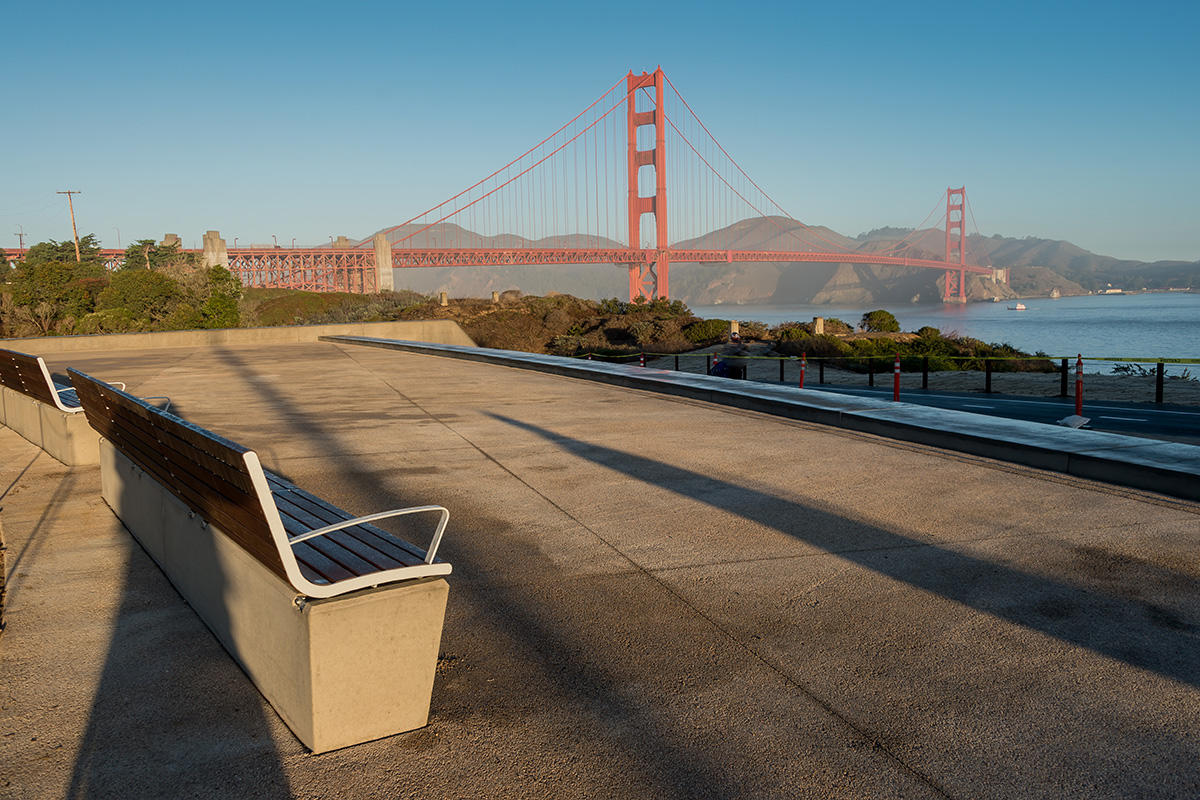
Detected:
left=2, top=340, right=1198, bottom=799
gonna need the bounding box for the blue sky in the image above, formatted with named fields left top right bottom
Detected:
left=3, top=0, right=1197, bottom=261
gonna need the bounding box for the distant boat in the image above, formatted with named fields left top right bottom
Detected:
left=1007, top=303, right=1027, bottom=311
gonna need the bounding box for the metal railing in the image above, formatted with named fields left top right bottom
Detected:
left=573, top=350, right=1200, bottom=406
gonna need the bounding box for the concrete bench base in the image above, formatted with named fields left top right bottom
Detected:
left=99, top=440, right=449, bottom=753
left=0, top=386, right=99, bottom=466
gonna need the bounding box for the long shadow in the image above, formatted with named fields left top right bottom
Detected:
left=65, top=400, right=293, bottom=797
left=205, top=346, right=775, bottom=799
left=485, top=412, right=1200, bottom=690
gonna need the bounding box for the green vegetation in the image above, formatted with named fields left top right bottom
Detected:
left=0, top=234, right=244, bottom=337
left=860, top=309, right=900, bottom=333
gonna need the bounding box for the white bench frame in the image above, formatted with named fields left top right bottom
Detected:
left=247, top=453, right=452, bottom=599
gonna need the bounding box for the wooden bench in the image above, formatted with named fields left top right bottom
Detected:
left=0, top=347, right=106, bottom=464
left=68, top=368, right=454, bottom=752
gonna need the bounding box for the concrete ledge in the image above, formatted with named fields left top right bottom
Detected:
left=99, top=440, right=449, bottom=753
left=0, top=319, right=475, bottom=354
left=0, top=386, right=98, bottom=466
left=323, top=336, right=1200, bottom=502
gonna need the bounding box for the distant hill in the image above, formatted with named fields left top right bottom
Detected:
left=359, top=219, right=1198, bottom=305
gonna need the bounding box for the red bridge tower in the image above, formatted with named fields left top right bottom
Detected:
left=943, top=187, right=967, bottom=303
left=627, top=68, right=668, bottom=300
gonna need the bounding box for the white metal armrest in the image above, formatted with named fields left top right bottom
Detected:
left=142, top=395, right=172, bottom=412
left=287, top=505, right=449, bottom=564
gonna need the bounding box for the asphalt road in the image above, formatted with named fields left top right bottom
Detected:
left=803, top=382, right=1200, bottom=443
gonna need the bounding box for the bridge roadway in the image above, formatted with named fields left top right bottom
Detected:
left=2, top=340, right=1198, bottom=798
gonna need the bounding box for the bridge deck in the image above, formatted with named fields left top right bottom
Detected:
left=2, top=341, right=1197, bottom=798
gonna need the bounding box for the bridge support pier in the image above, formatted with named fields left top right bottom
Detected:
left=374, top=234, right=394, bottom=292
left=202, top=230, right=228, bottom=268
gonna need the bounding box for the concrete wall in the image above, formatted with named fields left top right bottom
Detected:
left=100, top=441, right=450, bottom=752
left=0, top=319, right=475, bottom=355
left=0, top=386, right=99, bottom=466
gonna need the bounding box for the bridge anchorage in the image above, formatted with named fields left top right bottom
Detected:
left=39, top=68, right=996, bottom=303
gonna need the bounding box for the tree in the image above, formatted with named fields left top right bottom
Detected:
left=22, top=234, right=103, bottom=267
left=860, top=309, right=900, bottom=333
left=9, top=254, right=106, bottom=333
left=120, top=239, right=198, bottom=271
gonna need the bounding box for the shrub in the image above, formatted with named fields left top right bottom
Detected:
left=738, top=320, right=768, bottom=339
left=916, top=326, right=940, bottom=339
left=823, top=317, right=853, bottom=335
left=682, top=318, right=729, bottom=344
left=97, top=269, right=183, bottom=324
left=774, top=334, right=851, bottom=358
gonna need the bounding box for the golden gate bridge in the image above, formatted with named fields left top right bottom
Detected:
left=17, top=68, right=999, bottom=303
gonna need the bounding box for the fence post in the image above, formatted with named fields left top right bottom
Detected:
left=893, top=353, right=900, bottom=401
left=674, top=355, right=679, bottom=371
left=1060, top=358, right=1068, bottom=397
left=985, top=360, right=993, bottom=394
left=868, top=359, right=875, bottom=387
left=819, top=359, right=825, bottom=384
left=1155, top=362, right=1165, bottom=404
left=799, top=352, right=806, bottom=389
left=922, top=356, right=929, bottom=389
left=1075, top=354, right=1084, bottom=416
left=779, top=358, right=784, bottom=383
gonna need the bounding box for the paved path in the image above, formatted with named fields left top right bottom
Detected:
left=2, top=341, right=1199, bottom=799
left=800, top=384, right=1200, bottom=443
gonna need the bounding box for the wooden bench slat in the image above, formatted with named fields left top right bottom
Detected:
left=272, top=493, right=415, bottom=572
left=265, top=472, right=429, bottom=563
left=272, top=508, right=398, bottom=579
left=98, top=402, right=258, bottom=495
left=271, top=487, right=428, bottom=566
left=290, top=541, right=357, bottom=584
left=88, top=403, right=263, bottom=512
left=0, top=348, right=59, bottom=406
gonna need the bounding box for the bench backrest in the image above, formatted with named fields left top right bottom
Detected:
left=68, top=368, right=291, bottom=581
left=0, top=347, right=76, bottom=411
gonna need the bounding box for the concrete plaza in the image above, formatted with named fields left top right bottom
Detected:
left=2, top=341, right=1198, bottom=798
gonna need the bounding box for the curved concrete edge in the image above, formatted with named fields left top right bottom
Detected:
left=0, top=319, right=475, bottom=354
left=321, top=335, right=1200, bottom=503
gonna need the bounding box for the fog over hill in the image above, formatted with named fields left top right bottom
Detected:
left=359, top=218, right=1199, bottom=305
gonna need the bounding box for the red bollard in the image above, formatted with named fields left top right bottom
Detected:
left=639, top=352, right=646, bottom=368
left=711, top=352, right=719, bottom=373
left=893, top=353, right=901, bottom=401
left=799, top=351, right=807, bottom=389
left=1075, top=354, right=1084, bottom=416
left=587, top=353, right=592, bottom=360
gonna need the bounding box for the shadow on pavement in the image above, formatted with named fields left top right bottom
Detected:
left=485, top=411, right=1200, bottom=691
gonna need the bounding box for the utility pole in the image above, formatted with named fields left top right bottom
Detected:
left=56, top=190, right=82, bottom=261
left=13, top=225, right=25, bottom=250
